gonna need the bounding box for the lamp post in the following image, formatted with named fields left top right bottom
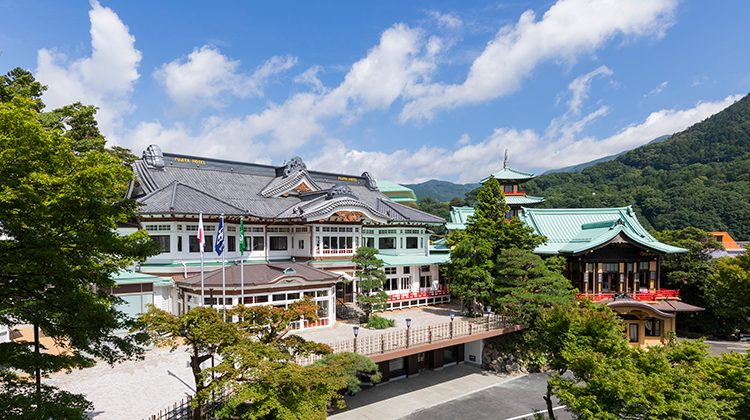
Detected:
left=450, top=312, right=455, bottom=339
left=406, top=318, right=412, bottom=348
left=209, top=288, right=214, bottom=309
left=353, top=326, right=359, bottom=353
left=486, top=305, right=492, bottom=330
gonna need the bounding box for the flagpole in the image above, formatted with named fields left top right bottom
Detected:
left=240, top=219, right=245, bottom=318
left=199, top=212, right=205, bottom=308
left=221, top=215, right=226, bottom=321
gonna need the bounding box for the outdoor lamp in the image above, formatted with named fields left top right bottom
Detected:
left=450, top=312, right=455, bottom=321
left=353, top=325, right=359, bottom=338
left=487, top=306, right=492, bottom=314
left=406, top=318, right=411, bottom=328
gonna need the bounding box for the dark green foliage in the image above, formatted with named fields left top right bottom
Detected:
left=404, top=179, right=481, bottom=202
left=366, top=314, right=396, bottom=329
left=712, top=245, right=750, bottom=329
left=652, top=227, right=737, bottom=338
left=445, top=178, right=552, bottom=315
left=0, top=67, right=47, bottom=111
left=524, top=93, right=750, bottom=240
left=352, top=247, right=388, bottom=323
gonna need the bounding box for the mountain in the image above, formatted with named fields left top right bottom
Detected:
left=403, top=179, right=482, bottom=203
left=542, top=135, right=671, bottom=174
left=523, top=93, right=750, bottom=240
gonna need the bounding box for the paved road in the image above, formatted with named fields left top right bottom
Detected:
left=704, top=340, right=750, bottom=357
left=399, top=373, right=571, bottom=420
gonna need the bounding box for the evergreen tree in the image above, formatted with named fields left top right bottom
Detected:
left=352, top=246, right=388, bottom=323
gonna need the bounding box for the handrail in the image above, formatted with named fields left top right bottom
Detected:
left=387, top=287, right=450, bottom=302
left=575, top=289, right=680, bottom=302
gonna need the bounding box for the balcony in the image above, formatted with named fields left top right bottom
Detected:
left=387, top=286, right=450, bottom=302
left=575, top=289, right=680, bottom=302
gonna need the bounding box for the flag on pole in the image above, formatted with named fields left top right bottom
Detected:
left=215, top=217, right=225, bottom=256
left=198, top=213, right=205, bottom=254
left=239, top=219, right=245, bottom=256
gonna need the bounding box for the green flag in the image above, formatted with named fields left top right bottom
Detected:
left=239, top=219, right=245, bottom=255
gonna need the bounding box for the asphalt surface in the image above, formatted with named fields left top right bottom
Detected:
left=400, top=373, right=571, bottom=420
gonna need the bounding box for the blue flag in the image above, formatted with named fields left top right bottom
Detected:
left=215, top=217, right=225, bottom=256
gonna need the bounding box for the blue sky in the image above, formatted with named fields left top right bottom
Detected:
left=1, top=0, right=749, bottom=184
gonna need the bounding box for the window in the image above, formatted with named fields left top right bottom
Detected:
left=379, top=237, right=396, bottom=249
left=268, top=227, right=291, bottom=233
left=602, top=263, right=619, bottom=272
left=380, top=229, right=397, bottom=235
left=384, top=278, right=398, bottom=290
left=228, top=236, right=236, bottom=252
left=504, top=184, right=513, bottom=193
left=403, top=266, right=410, bottom=274
left=384, top=267, right=397, bottom=275
left=645, top=318, right=662, bottom=337
left=227, top=226, right=237, bottom=232
left=365, top=237, right=375, bottom=248
left=400, top=277, right=411, bottom=290
left=298, top=239, right=304, bottom=249
left=269, top=237, right=288, bottom=251
left=406, top=237, right=418, bottom=249
left=420, top=275, right=432, bottom=288
left=145, top=224, right=171, bottom=231
left=629, top=324, right=639, bottom=343
left=253, top=236, right=264, bottom=251
left=639, top=262, right=650, bottom=270
left=587, top=263, right=595, bottom=272
left=177, top=236, right=182, bottom=252
left=151, top=235, right=170, bottom=253
left=421, top=265, right=431, bottom=272
left=205, top=235, right=213, bottom=252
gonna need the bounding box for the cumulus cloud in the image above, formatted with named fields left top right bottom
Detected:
left=399, top=0, right=678, bottom=122
left=154, top=46, right=297, bottom=114
left=35, top=0, right=141, bottom=139
left=124, top=23, right=441, bottom=157
left=456, top=133, right=471, bottom=145
left=308, top=95, right=742, bottom=184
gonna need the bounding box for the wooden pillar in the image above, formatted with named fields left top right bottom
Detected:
left=407, top=354, right=419, bottom=377
left=378, top=361, right=390, bottom=382
left=431, top=349, right=444, bottom=370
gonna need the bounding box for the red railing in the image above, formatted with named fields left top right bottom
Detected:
left=387, top=287, right=450, bottom=302
left=576, top=289, right=680, bottom=302
left=504, top=191, right=526, bottom=196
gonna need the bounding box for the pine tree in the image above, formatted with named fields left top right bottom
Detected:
left=352, top=247, right=388, bottom=323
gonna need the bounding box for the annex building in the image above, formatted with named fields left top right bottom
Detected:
left=115, top=145, right=447, bottom=331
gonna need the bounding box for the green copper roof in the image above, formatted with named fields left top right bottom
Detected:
left=518, top=206, right=688, bottom=255
left=480, top=166, right=535, bottom=183
left=112, top=270, right=165, bottom=285
left=379, top=254, right=450, bottom=267
left=376, top=180, right=417, bottom=195
left=505, top=195, right=545, bottom=205
left=446, top=206, right=475, bottom=230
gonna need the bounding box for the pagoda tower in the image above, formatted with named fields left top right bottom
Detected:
left=479, top=150, right=544, bottom=218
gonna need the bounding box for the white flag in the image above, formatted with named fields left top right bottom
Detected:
left=198, top=213, right=205, bottom=254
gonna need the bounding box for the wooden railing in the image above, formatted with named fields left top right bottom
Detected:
left=504, top=191, right=526, bottom=196
left=387, top=286, right=450, bottom=302
left=576, top=289, right=680, bottom=302
left=297, top=313, right=515, bottom=365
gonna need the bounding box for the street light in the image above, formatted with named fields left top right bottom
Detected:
left=406, top=318, right=412, bottom=348
left=209, top=288, right=214, bottom=309
left=450, top=312, right=455, bottom=339
left=353, top=326, right=359, bottom=353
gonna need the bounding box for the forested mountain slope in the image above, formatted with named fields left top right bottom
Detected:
left=524, top=93, right=750, bottom=240
left=404, top=179, right=481, bottom=202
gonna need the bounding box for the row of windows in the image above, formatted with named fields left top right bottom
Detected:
left=151, top=235, right=297, bottom=253
left=383, top=275, right=433, bottom=290
left=586, top=262, right=652, bottom=272
left=364, top=236, right=422, bottom=250
left=628, top=318, right=662, bottom=342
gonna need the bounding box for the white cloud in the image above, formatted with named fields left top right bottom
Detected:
left=567, top=65, right=613, bottom=114
left=154, top=46, right=297, bottom=114
left=399, top=0, right=678, bottom=122
left=293, top=65, right=326, bottom=93
left=429, top=11, right=463, bottom=29
left=123, top=23, right=440, bottom=158
left=644, top=81, right=668, bottom=97
left=308, top=95, right=742, bottom=184
left=35, top=0, right=141, bottom=139
left=456, top=133, right=471, bottom=145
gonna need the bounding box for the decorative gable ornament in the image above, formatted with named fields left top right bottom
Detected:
left=362, top=171, right=379, bottom=191
left=142, top=144, right=165, bottom=169
left=283, top=157, right=307, bottom=178
left=326, top=183, right=357, bottom=200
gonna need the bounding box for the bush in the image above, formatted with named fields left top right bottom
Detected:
left=366, top=315, right=396, bottom=329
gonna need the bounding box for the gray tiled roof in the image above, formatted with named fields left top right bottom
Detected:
left=175, top=262, right=341, bottom=289
left=132, top=157, right=445, bottom=224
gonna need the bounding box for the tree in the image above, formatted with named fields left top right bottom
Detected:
left=653, top=227, right=736, bottom=338
left=712, top=245, right=750, bottom=329
left=137, top=306, right=241, bottom=420
left=702, top=351, right=750, bottom=419
left=492, top=249, right=574, bottom=323
left=0, top=67, right=46, bottom=111
left=352, top=246, right=388, bottom=323
left=444, top=177, right=546, bottom=314
left=534, top=303, right=735, bottom=420
left=0, top=94, right=159, bottom=417
left=201, top=300, right=379, bottom=420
